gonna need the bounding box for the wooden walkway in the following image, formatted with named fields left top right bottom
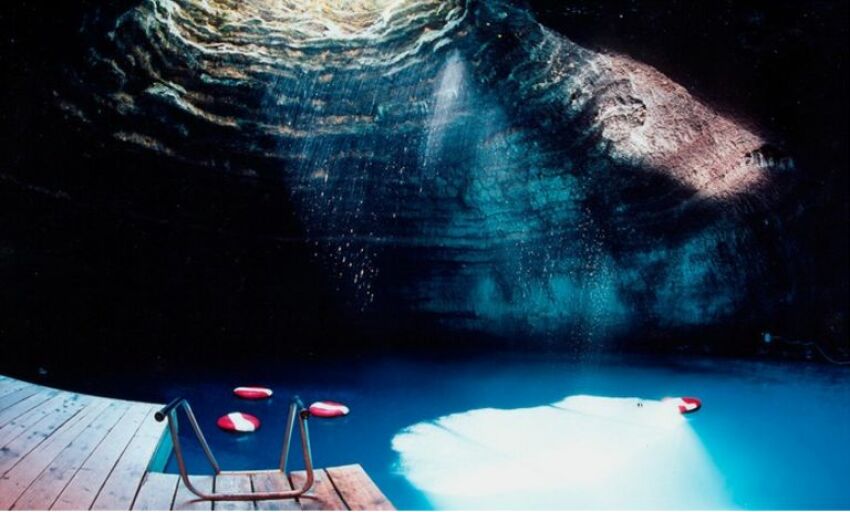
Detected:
left=0, top=375, right=393, bottom=511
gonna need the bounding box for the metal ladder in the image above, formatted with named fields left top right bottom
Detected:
left=154, top=396, right=316, bottom=501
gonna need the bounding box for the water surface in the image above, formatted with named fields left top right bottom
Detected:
left=150, top=355, right=850, bottom=509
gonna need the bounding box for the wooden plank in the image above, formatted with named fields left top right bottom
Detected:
left=173, top=475, right=214, bottom=511
left=289, top=470, right=347, bottom=511
left=0, top=388, right=58, bottom=424
left=0, top=385, right=39, bottom=413
left=325, top=466, right=393, bottom=511
left=251, top=472, right=299, bottom=511
left=0, top=397, right=107, bottom=509
left=0, top=375, right=17, bottom=394
left=214, top=474, right=256, bottom=511
left=90, top=408, right=168, bottom=510
left=11, top=401, right=131, bottom=510
left=0, top=380, right=33, bottom=401
left=0, top=378, right=391, bottom=512
left=0, top=393, right=94, bottom=474
left=0, top=390, right=60, bottom=438
left=132, top=472, right=180, bottom=510
left=53, top=403, right=153, bottom=510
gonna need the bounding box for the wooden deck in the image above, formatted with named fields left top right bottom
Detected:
left=0, top=375, right=393, bottom=511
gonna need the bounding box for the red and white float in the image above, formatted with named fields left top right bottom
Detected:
left=233, top=386, right=274, bottom=400
left=309, top=400, right=350, bottom=418
left=664, top=396, right=702, bottom=414
left=217, top=412, right=261, bottom=432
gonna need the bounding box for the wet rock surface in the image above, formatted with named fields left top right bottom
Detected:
left=0, top=0, right=846, bottom=364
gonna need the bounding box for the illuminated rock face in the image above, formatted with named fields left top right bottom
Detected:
left=56, top=0, right=795, bottom=342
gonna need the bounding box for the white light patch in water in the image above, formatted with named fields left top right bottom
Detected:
left=392, top=395, right=731, bottom=509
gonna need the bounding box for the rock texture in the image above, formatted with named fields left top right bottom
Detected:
left=48, top=0, right=797, bottom=343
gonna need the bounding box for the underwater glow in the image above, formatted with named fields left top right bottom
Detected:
left=392, top=395, right=731, bottom=509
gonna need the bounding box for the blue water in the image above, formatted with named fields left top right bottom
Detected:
left=159, top=355, right=850, bottom=509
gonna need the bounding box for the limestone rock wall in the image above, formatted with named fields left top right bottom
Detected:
left=35, top=0, right=801, bottom=344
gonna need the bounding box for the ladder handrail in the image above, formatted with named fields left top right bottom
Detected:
left=154, top=397, right=316, bottom=501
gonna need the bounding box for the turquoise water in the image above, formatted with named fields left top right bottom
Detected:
left=161, top=355, right=850, bottom=509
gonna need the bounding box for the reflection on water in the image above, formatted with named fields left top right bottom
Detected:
left=153, top=355, right=850, bottom=509
left=392, top=395, right=729, bottom=509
